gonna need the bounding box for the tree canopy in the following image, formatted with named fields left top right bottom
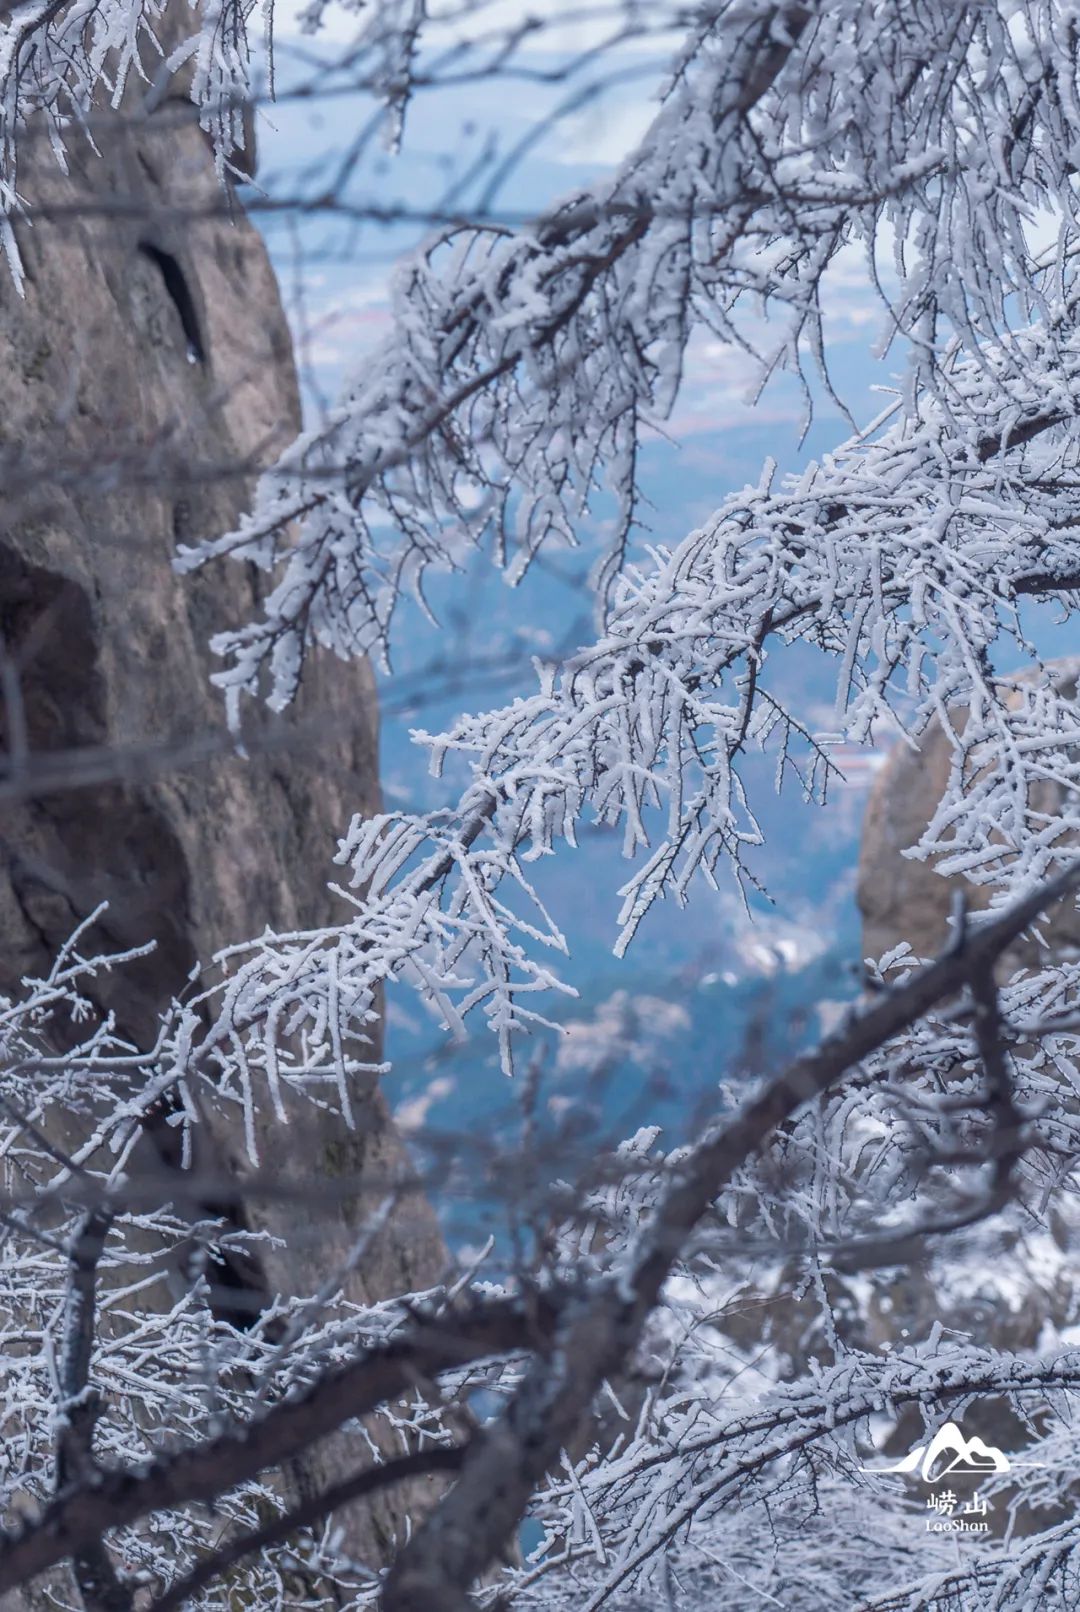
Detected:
left=4, top=2, right=1080, bottom=1609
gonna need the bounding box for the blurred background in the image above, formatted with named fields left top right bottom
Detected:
left=241, top=1, right=1079, bottom=1255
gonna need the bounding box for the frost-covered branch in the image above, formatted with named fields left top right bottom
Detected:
left=180, top=0, right=1080, bottom=711
left=10, top=3, right=1080, bottom=1609
left=380, top=861, right=1080, bottom=1607
left=54, top=1209, right=132, bottom=1612
left=859, top=1517, right=1080, bottom=1612
left=2, top=865, right=1076, bottom=1604
left=511, top=1344, right=1080, bottom=1610
left=46, top=1209, right=134, bottom=1612
left=149, top=1445, right=465, bottom=1612
left=198, top=305, right=1080, bottom=1082
left=0, top=1283, right=542, bottom=1593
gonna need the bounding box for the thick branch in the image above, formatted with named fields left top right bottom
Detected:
left=56, top=1209, right=132, bottom=1612
left=150, top=1446, right=465, bottom=1612
left=381, top=861, right=1080, bottom=1608
left=5, top=865, right=1078, bottom=1603
left=0, top=1296, right=549, bottom=1595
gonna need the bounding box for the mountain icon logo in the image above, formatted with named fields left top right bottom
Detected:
left=861, top=1420, right=1010, bottom=1483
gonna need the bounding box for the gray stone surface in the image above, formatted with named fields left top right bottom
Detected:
left=848, top=663, right=1080, bottom=1533
left=858, top=660, right=1080, bottom=969
left=0, top=46, right=447, bottom=1602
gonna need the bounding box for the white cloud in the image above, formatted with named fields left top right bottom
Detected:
left=284, top=273, right=393, bottom=381
left=556, top=93, right=659, bottom=168
left=395, top=1074, right=456, bottom=1132
left=556, top=989, right=690, bottom=1074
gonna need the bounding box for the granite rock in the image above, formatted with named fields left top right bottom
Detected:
left=0, top=50, right=446, bottom=1602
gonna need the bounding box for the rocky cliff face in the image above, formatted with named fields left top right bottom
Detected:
left=858, top=660, right=1080, bottom=969
left=0, top=48, right=446, bottom=1598
left=851, top=665, right=1080, bottom=1531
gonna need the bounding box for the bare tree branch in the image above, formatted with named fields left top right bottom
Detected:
left=149, top=1445, right=465, bottom=1612
left=381, top=861, right=1080, bottom=1606
left=55, top=1210, right=132, bottom=1612
left=5, top=864, right=1077, bottom=1602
